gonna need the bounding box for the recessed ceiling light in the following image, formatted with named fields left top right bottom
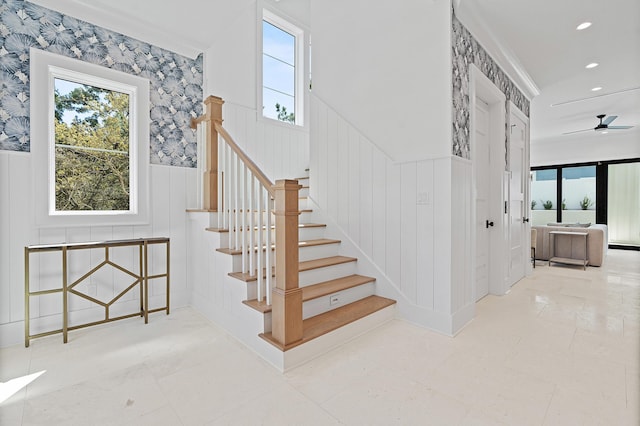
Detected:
left=577, top=22, right=592, bottom=30
left=591, top=87, right=602, bottom=91
left=585, top=62, right=599, bottom=69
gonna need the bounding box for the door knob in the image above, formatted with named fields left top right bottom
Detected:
left=523, top=217, right=530, bottom=223
left=486, top=220, right=494, bottom=228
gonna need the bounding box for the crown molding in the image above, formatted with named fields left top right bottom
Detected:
left=28, top=0, right=205, bottom=59
left=453, top=0, right=540, bottom=100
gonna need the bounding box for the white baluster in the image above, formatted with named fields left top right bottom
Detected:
left=249, top=175, right=256, bottom=277
left=265, top=194, right=273, bottom=305
left=217, top=132, right=223, bottom=229
left=241, top=163, right=248, bottom=273
left=235, top=154, right=241, bottom=252
left=228, top=150, right=236, bottom=250
left=257, top=183, right=265, bottom=302
left=223, top=141, right=230, bottom=230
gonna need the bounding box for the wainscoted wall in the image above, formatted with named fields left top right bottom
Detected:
left=0, top=1, right=205, bottom=346
left=0, top=151, right=198, bottom=346
left=309, top=95, right=472, bottom=334
left=220, top=101, right=309, bottom=181
left=451, top=13, right=530, bottom=162
left=0, top=0, right=203, bottom=167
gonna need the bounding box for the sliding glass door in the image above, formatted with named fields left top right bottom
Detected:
left=562, top=166, right=596, bottom=225
left=608, top=162, right=640, bottom=246
left=531, top=169, right=557, bottom=226
left=531, top=159, right=639, bottom=248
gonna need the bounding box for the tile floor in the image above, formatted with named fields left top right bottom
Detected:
left=1, top=249, right=638, bottom=425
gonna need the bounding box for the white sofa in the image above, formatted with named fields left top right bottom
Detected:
left=532, top=224, right=608, bottom=267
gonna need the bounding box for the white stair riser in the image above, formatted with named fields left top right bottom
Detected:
left=213, top=225, right=325, bottom=250
left=298, top=242, right=340, bottom=262
left=299, top=261, right=357, bottom=287
left=303, top=281, right=375, bottom=319
left=299, top=187, right=309, bottom=198
left=227, top=242, right=340, bottom=271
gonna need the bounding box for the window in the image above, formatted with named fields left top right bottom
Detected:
left=531, top=159, right=640, bottom=248
left=31, top=48, right=150, bottom=227
left=261, top=10, right=305, bottom=126
left=530, top=169, right=557, bottom=226
left=54, top=78, right=131, bottom=212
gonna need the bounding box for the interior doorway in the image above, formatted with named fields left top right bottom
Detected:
left=470, top=65, right=507, bottom=300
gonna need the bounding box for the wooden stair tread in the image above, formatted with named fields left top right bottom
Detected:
left=217, top=238, right=340, bottom=255
left=299, top=255, right=355, bottom=272
left=243, top=274, right=375, bottom=313
left=206, top=223, right=326, bottom=233
left=229, top=255, right=356, bottom=282
left=259, top=295, right=396, bottom=351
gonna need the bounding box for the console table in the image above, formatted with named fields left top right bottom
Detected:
left=25, top=237, right=170, bottom=347
left=549, top=231, right=589, bottom=270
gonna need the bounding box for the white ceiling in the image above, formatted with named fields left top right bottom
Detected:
left=30, top=0, right=640, bottom=147
left=456, top=0, right=640, bottom=145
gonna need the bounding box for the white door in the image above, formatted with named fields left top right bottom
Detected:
left=475, top=99, right=490, bottom=301
left=508, top=110, right=527, bottom=285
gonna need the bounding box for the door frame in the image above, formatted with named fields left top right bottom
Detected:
left=469, top=65, right=507, bottom=298
left=508, top=101, right=531, bottom=277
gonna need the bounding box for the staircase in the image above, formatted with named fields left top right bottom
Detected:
left=187, top=96, right=395, bottom=370
left=207, top=176, right=396, bottom=358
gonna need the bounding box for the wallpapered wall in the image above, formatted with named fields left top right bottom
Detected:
left=0, top=0, right=203, bottom=168
left=451, top=13, right=530, bottom=162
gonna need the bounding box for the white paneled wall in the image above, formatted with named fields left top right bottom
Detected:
left=309, top=95, right=474, bottom=335
left=221, top=102, right=310, bottom=181
left=0, top=151, right=197, bottom=346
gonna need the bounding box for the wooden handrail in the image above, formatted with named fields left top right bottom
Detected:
left=214, top=123, right=275, bottom=197
left=192, top=94, right=302, bottom=349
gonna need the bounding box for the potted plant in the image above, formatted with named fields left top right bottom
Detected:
left=542, top=200, right=553, bottom=210
left=531, top=200, right=537, bottom=210
left=579, top=196, right=594, bottom=210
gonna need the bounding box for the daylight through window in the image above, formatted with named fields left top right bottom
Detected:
left=54, top=78, right=131, bottom=211
left=262, top=11, right=303, bottom=125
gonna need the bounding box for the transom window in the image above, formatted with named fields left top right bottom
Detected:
left=261, top=10, right=304, bottom=126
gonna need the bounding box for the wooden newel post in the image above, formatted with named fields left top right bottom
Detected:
left=271, top=179, right=303, bottom=347
left=203, top=95, right=224, bottom=211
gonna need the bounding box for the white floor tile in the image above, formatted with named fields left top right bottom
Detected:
left=0, top=249, right=638, bottom=425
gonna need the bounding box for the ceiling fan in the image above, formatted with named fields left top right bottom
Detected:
left=563, top=114, right=634, bottom=135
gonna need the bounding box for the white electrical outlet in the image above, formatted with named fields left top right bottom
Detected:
left=330, top=293, right=340, bottom=305
left=417, top=192, right=430, bottom=205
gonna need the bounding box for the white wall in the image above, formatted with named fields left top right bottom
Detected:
left=0, top=152, right=196, bottom=347
left=203, top=0, right=310, bottom=111
left=203, top=1, right=310, bottom=181
left=310, top=0, right=453, bottom=162
left=309, top=96, right=471, bottom=335
left=221, top=102, right=309, bottom=181
left=531, top=130, right=640, bottom=167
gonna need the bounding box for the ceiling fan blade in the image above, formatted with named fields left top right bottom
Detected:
left=602, top=115, right=618, bottom=125
left=562, top=128, right=592, bottom=135
left=608, top=125, right=633, bottom=130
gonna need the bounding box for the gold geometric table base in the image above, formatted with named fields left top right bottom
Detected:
left=25, top=237, right=170, bottom=347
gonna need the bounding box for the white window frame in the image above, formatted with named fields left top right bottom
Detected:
left=258, top=8, right=307, bottom=127
left=30, top=48, right=150, bottom=227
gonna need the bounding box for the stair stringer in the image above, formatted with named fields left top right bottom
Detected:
left=187, top=211, right=287, bottom=370
left=305, top=197, right=459, bottom=336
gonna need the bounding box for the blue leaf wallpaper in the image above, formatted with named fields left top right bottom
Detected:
left=451, top=13, right=530, bottom=163
left=0, top=0, right=203, bottom=168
